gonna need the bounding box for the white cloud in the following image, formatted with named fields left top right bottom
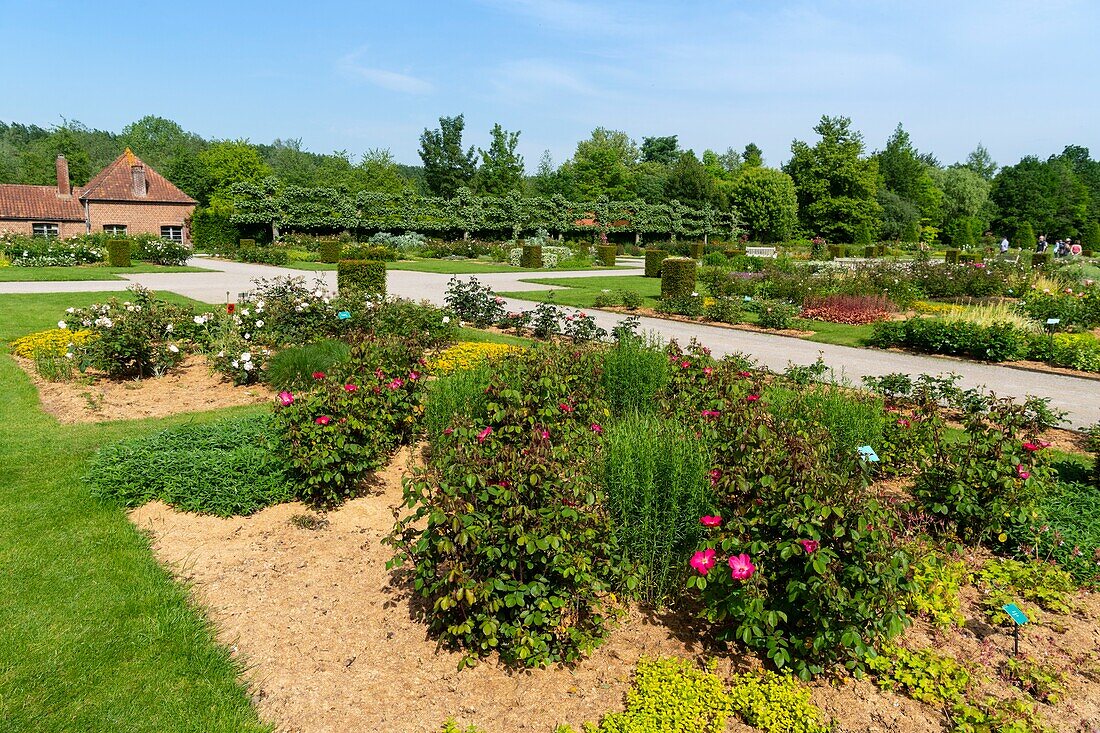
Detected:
left=337, top=50, right=433, bottom=94
left=478, top=0, right=616, bottom=34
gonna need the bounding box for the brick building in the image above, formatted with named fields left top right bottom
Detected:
left=0, top=148, right=196, bottom=242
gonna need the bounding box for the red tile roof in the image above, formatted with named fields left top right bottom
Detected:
left=0, top=184, right=85, bottom=221
left=79, top=148, right=196, bottom=204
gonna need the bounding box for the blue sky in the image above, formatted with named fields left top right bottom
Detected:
left=2, top=1, right=1098, bottom=170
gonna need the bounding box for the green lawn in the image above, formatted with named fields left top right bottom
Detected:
left=287, top=259, right=633, bottom=275
left=0, top=263, right=212, bottom=282
left=0, top=291, right=268, bottom=733
left=499, top=276, right=873, bottom=348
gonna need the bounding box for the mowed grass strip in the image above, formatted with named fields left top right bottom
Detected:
left=0, top=291, right=269, bottom=733
left=0, top=264, right=211, bottom=282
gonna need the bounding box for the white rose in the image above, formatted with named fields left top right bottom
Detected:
left=217, top=350, right=225, bottom=358
left=442, top=316, right=450, bottom=324
left=58, top=320, right=67, bottom=329
left=240, top=352, right=252, bottom=361
left=243, top=333, right=251, bottom=340
left=256, top=300, right=265, bottom=309
left=231, top=360, right=239, bottom=368
left=242, top=308, right=251, bottom=316
left=165, top=323, right=174, bottom=332
left=193, top=315, right=206, bottom=325
left=255, top=319, right=265, bottom=328
left=168, top=344, right=179, bottom=353
left=65, top=307, right=75, bottom=314
left=243, top=361, right=254, bottom=371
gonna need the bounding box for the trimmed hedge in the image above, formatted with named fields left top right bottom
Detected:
left=189, top=207, right=239, bottom=252
left=688, top=242, right=704, bottom=259
left=863, top=245, right=876, bottom=258
left=959, top=252, right=983, bottom=263
left=660, top=257, right=697, bottom=299
left=521, top=244, right=542, bottom=268
left=318, top=241, right=342, bottom=263
left=644, top=248, right=668, bottom=278
left=595, top=244, right=617, bottom=267
left=827, top=244, right=842, bottom=259
left=238, top=245, right=288, bottom=265
left=338, top=259, right=386, bottom=295
left=106, top=239, right=131, bottom=267
left=944, top=249, right=960, bottom=264
left=1032, top=252, right=1051, bottom=268
left=239, top=238, right=256, bottom=249
left=869, top=318, right=1031, bottom=362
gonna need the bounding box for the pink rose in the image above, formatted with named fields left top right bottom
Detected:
left=315, top=415, right=331, bottom=425
left=728, top=553, right=756, bottom=581
left=344, top=384, right=358, bottom=392
left=799, top=539, right=820, bottom=554
left=311, top=371, right=326, bottom=380
left=277, top=391, right=294, bottom=407
left=746, top=394, right=760, bottom=402
left=1016, top=465, right=1030, bottom=480
left=700, top=515, right=722, bottom=528
left=477, top=426, right=493, bottom=443
left=690, top=548, right=717, bottom=575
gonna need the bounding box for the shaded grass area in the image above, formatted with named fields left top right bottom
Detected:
left=0, top=263, right=211, bottom=281
left=0, top=292, right=269, bottom=732
left=455, top=326, right=535, bottom=347
left=287, top=258, right=632, bottom=274
left=499, top=276, right=873, bottom=348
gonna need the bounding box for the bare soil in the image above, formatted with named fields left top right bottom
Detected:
left=15, top=354, right=269, bottom=423
left=130, top=448, right=1100, bottom=733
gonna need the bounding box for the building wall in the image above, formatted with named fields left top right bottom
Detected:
left=0, top=219, right=86, bottom=238
left=86, top=201, right=195, bottom=242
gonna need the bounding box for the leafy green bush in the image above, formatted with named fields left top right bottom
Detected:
left=977, top=557, right=1075, bottom=624
left=998, top=656, right=1065, bottom=704
left=660, top=257, right=697, bottom=299
left=765, top=385, right=884, bottom=455
left=132, top=234, right=192, bottom=265
left=189, top=207, right=239, bottom=251
left=388, top=345, right=629, bottom=668
left=682, top=360, right=913, bottom=677
left=444, top=276, right=505, bottom=327
left=337, top=259, right=386, bottom=295
left=596, top=244, right=617, bottom=266
left=106, top=239, right=132, bottom=267
left=318, top=240, right=341, bottom=263
left=576, top=657, right=733, bottom=733
left=867, top=645, right=971, bottom=706
left=238, top=244, right=288, bottom=265
left=602, top=413, right=712, bottom=604
left=703, top=295, right=744, bottom=324
left=273, top=338, right=425, bottom=508
left=912, top=398, right=1053, bottom=543
left=656, top=294, right=704, bottom=318
left=422, top=360, right=494, bottom=447
left=644, top=248, right=668, bottom=278
left=728, top=670, right=830, bottom=733
left=87, top=415, right=293, bottom=516
left=1028, top=332, right=1100, bottom=372
left=905, top=549, right=969, bottom=627
left=869, top=318, right=1031, bottom=362
left=265, top=339, right=350, bottom=390
left=619, top=289, right=643, bottom=310
left=344, top=243, right=398, bottom=261
left=520, top=243, right=542, bottom=267
left=67, top=286, right=191, bottom=377
left=753, top=300, right=798, bottom=330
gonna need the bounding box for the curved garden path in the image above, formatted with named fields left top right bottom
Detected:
left=3, top=256, right=1098, bottom=428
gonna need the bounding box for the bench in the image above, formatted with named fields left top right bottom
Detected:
left=745, top=246, right=777, bottom=258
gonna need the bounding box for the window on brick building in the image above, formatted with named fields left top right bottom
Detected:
left=103, top=224, right=127, bottom=236
left=160, top=226, right=183, bottom=242
left=32, top=223, right=59, bottom=238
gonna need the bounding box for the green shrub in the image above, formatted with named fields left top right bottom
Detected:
left=765, top=385, right=884, bottom=455
left=682, top=358, right=913, bottom=677
left=318, top=240, right=342, bottom=263
left=867, top=645, right=971, bottom=706
left=728, top=670, right=831, bottom=733
left=602, top=413, right=712, bottom=604
left=601, top=336, right=669, bottom=416
left=1029, top=332, right=1100, bottom=372
left=827, top=244, right=842, bottom=259
left=273, top=338, right=425, bottom=508
left=595, top=244, right=617, bottom=266
left=869, top=318, right=1031, bottom=362
left=906, top=550, right=969, bottom=628
left=86, top=415, right=294, bottom=516
left=337, top=259, right=386, bottom=295
left=863, top=245, right=876, bottom=258
left=520, top=243, right=542, bottom=268
left=106, top=238, right=132, bottom=267
left=619, top=289, right=643, bottom=310
left=239, top=238, right=256, bottom=249
left=189, top=207, right=239, bottom=251
left=977, top=557, right=1075, bottom=624
left=1032, top=252, right=1050, bottom=268
left=644, top=248, right=668, bottom=277
left=854, top=222, right=873, bottom=246
left=753, top=299, right=798, bottom=330
left=998, top=656, right=1065, bottom=704
left=265, top=339, right=351, bottom=390
left=1014, top=221, right=1036, bottom=251
left=388, top=345, right=630, bottom=668
left=688, top=241, right=704, bottom=259
left=237, top=245, right=288, bottom=265
left=945, top=248, right=960, bottom=264
left=703, top=295, right=744, bottom=324
left=661, top=257, right=697, bottom=299
left=913, top=397, right=1052, bottom=543
left=701, top=251, right=727, bottom=267
left=577, top=657, right=733, bottom=733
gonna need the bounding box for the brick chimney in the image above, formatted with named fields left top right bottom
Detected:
left=56, top=155, right=71, bottom=197
left=131, top=162, right=146, bottom=197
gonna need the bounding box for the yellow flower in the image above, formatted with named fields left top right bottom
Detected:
left=10, top=328, right=94, bottom=358
left=428, top=342, right=523, bottom=375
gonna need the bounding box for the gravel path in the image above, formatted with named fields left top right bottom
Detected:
left=3, top=257, right=1097, bottom=428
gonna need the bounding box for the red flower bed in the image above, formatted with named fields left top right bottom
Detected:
left=800, top=294, right=895, bottom=325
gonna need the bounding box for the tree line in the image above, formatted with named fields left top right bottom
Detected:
left=2, top=114, right=1099, bottom=246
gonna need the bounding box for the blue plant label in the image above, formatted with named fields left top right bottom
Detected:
left=1045, top=318, right=1060, bottom=325
left=337, top=310, right=352, bottom=320
left=1002, top=603, right=1029, bottom=625
left=857, top=445, right=879, bottom=462
left=743, top=296, right=753, bottom=302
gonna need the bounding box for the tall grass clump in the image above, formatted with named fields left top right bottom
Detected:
left=86, top=414, right=293, bottom=516
left=423, top=360, right=495, bottom=444
left=601, top=335, right=670, bottom=416
left=265, top=338, right=350, bottom=390
left=939, top=302, right=1041, bottom=332
left=602, top=412, right=713, bottom=604
left=766, top=385, right=886, bottom=455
